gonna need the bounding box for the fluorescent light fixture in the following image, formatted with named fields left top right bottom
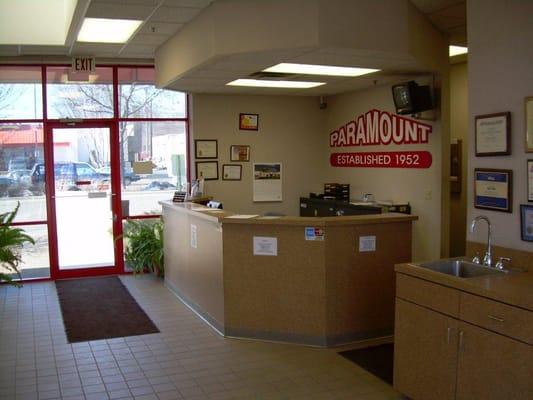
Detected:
left=227, top=79, right=325, bottom=89
left=77, top=18, right=142, bottom=43
left=263, top=63, right=380, bottom=77
left=449, top=45, right=468, bottom=57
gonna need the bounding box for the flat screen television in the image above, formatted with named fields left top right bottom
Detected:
left=392, top=81, right=433, bottom=115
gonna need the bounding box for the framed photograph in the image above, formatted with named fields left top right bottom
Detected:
left=222, top=164, right=242, bottom=181
left=230, top=145, right=250, bottom=162
left=253, top=162, right=282, bottom=202
left=525, top=97, right=533, bottom=152
left=475, top=112, right=511, bottom=156
left=239, top=113, right=259, bottom=131
left=474, top=168, right=512, bottom=213
left=195, top=139, right=218, bottom=159
left=195, top=161, right=218, bottom=180
left=527, top=160, right=533, bottom=201
left=520, top=205, right=533, bottom=241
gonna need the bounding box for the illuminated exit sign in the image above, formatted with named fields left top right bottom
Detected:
left=71, top=56, right=95, bottom=73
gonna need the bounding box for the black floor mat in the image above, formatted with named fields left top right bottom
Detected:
left=56, top=276, right=159, bottom=343
left=338, top=343, right=394, bottom=385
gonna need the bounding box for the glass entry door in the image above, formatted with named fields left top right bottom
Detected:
left=48, top=124, right=121, bottom=276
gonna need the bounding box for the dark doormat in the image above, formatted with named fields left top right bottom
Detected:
left=338, top=343, right=394, bottom=385
left=56, top=276, right=159, bottom=343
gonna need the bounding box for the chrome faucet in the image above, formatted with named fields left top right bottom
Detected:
left=470, top=215, right=492, bottom=267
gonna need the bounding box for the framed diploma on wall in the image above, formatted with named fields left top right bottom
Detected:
left=195, top=161, right=218, bottom=180
left=195, top=139, right=218, bottom=159
left=475, top=112, right=511, bottom=156
left=474, top=168, right=512, bottom=212
left=526, top=97, right=533, bottom=152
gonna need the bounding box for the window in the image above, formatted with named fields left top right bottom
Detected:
left=46, top=66, right=114, bottom=119
left=0, top=66, right=43, bottom=120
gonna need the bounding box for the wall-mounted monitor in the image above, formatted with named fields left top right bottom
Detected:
left=392, top=81, right=433, bottom=115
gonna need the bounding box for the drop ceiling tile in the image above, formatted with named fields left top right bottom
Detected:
left=85, top=2, right=154, bottom=20
left=91, top=0, right=160, bottom=5
left=139, top=22, right=183, bottom=35
left=163, top=0, right=214, bottom=8
left=149, top=6, right=201, bottom=23
left=129, top=33, right=169, bottom=46
left=20, top=45, right=69, bottom=55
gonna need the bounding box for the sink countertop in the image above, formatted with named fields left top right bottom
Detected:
left=395, top=262, right=533, bottom=311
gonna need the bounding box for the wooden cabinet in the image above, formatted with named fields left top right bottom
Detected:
left=456, top=322, right=533, bottom=400
left=394, top=298, right=459, bottom=400
left=394, top=273, right=533, bottom=400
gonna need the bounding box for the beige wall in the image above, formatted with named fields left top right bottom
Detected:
left=450, top=62, right=468, bottom=256
left=467, top=0, right=533, bottom=252
left=191, top=94, right=326, bottom=216
left=324, top=83, right=443, bottom=262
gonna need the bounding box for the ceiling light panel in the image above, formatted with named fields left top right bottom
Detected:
left=227, top=79, right=325, bottom=89
left=449, top=45, right=468, bottom=57
left=77, top=18, right=142, bottom=43
left=263, top=63, right=380, bottom=77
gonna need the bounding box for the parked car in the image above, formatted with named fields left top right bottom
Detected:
left=97, top=165, right=141, bottom=185
left=142, top=181, right=176, bottom=191
left=0, top=170, right=32, bottom=197
left=30, top=162, right=109, bottom=194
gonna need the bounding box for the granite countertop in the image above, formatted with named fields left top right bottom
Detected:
left=395, top=262, right=533, bottom=311
left=160, top=200, right=418, bottom=226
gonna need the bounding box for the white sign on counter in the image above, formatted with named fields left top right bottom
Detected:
left=190, top=224, right=197, bottom=249
left=359, top=235, right=376, bottom=252
left=253, top=236, right=278, bottom=256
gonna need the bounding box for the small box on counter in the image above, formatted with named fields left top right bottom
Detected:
left=324, top=183, right=350, bottom=201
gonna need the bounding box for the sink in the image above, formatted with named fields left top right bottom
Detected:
left=417, top=258, right=509, bottom=278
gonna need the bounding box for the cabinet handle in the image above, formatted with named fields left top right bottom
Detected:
left=459, top=330, right=464, bottom=352
left=487, top=314, right=504, bottom=323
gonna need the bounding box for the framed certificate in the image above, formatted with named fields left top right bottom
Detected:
left=230, top=145, right=250, bottom=162
left=195, top=161, right=218, bottom=180
left=475, top=112, right=511, bottom=156
left=526, top=97, right=533, bottom=152
left=474, top=168, right=512, bottom=212
left=222, top=164, right=242, bottom=180
left=239, top=113, right=259, bottom=131
left=527, top=160, right=533, bottom=201
left=195, top=140, right=218, bottom=159
left=520, top=204, right=533, bottom=241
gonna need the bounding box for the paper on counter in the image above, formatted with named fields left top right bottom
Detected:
left=257, top=216, right=281, bottom=219
left=225, top=214, right=259, bottom=219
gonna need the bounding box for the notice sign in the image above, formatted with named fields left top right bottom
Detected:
left=331, top=151, right=432, bottom=169
left=253, top=236, right=277, bottom=256
left=305, top=227, right=325, bottom=241
left=359, top=236, right=376, bottom=252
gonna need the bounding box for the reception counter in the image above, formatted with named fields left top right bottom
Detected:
left=162, top=200, right=417, bottom=346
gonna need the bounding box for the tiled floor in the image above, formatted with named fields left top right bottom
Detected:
left=0, top=276, right=405, bottom=400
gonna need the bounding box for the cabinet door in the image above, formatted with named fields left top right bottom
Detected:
left=456, top=322, right=533, bottom=400
left=394, top=298, right=459, bottom=400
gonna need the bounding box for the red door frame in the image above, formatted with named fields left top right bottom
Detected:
left=1, top=63, right=190, bottom=282
left=45, top=120, right=124, bottom=279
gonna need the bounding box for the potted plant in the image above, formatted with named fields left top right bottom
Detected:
left=0, top=203, right=35, bottom=287
left=121, top=218, right=164, bottom=277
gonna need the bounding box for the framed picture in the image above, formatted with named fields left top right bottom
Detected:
left=474, top=168, right=512, bottom=213
left=195, top=139, right=218, bottom=159
left=475, top=112, right=511, bottom=156
left=525, top=97, right=533, bottom=152
left=520, top=205, right=533, bottom=241
left=230, top=145, right=250, bottom=162
left=195, top=161, right=218, bottom=180
left=239, top=113, right=259, bottom=131
left=222, top=164, right=242, bottom=181
left=527, top=160, right=533, bottom=201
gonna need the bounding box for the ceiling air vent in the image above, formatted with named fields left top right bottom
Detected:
left=249, top=71, right=301, bottom=80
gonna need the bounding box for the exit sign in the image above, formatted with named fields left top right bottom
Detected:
left=71, top=57, right=95, bottom=73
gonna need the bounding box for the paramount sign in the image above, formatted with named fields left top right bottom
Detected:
left=329, top=109, right=432, bottom=147
left=329, top=109, right=433, bottom=169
